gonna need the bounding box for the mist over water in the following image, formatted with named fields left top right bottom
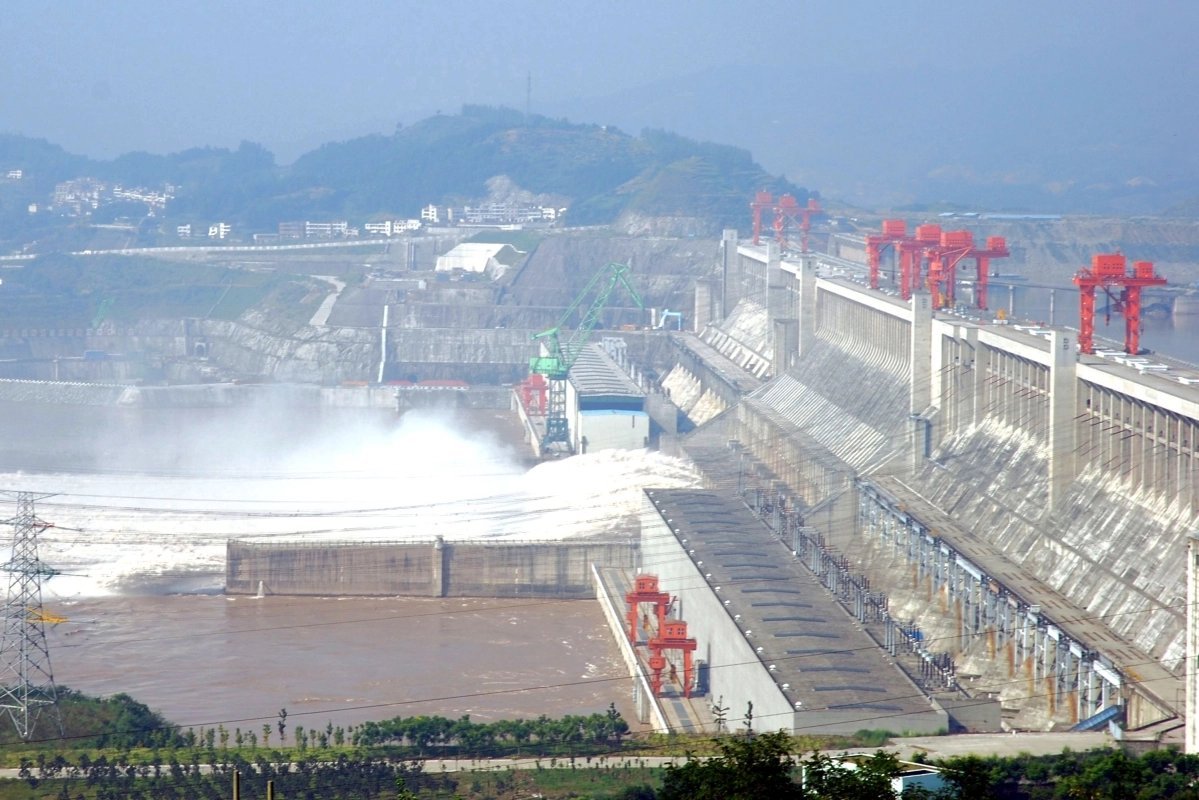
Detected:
left=0, top=404, right=699, bottom=598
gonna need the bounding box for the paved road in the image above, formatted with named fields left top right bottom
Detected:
left=874, top=731, right=1112, bottom=762
left=0, top=239, right=395, bottom=262
left=0, top=731, right=1115, bottom=780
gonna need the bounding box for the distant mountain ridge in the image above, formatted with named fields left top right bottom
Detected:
left=546, top=61, right=1199, bottom=217
left=0, top=106, right=807, bottom=241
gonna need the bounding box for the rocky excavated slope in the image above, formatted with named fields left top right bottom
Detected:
left=923, top=217, right=1199, bottom=285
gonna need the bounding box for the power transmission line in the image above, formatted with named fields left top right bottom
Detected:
left=0, top=491, right=63, bottom=741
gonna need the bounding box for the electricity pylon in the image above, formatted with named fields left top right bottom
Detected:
left=0, top=492, right=63, bottom=740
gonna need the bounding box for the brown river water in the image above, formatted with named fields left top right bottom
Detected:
left=0, top=402, right=669, bottom=737
left=50, top=593, right=638, bottom=735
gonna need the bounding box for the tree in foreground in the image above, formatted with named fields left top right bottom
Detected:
left=658, top=733, right=935, bottom=800
left=658, top=731, right=803, bottom=800
left=801, top=750, right=906, bottom=799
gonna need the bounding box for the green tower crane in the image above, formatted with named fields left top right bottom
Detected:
left=529, top=261, right=644, bottom=451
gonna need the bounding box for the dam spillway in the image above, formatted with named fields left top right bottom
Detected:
left=662, top=233, right=1199, bottom=734
left=226, top=537, right=637, bottom=599
left=197, top=232, right=1199, bottom=736
left=11, top=227, right=1194, bottom=737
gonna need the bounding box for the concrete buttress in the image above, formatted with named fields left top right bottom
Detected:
left=1048, top=330, right=1078, bottom=508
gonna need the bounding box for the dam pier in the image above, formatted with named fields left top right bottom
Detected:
left=3, top=222, right=1197, bottom=743
left=653, top=232, right=1199, bottom=739
left=208, top=227, right=1199, bottom=741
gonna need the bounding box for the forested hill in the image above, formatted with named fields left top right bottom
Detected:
left=0, top=106, right=808, bottom=235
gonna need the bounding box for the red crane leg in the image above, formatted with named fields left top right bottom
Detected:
left=927, top=259, right=945, bottom=308
left=900, top=249, right=913, bottom=300
left=976, top=257, right=990, bottom=310
left=1079, top=286, right=1096, bottom=355
left=1125, top=286, right=1143, bottom=355
left=750, top=191, right=773, bottom=246
left=625, top=574, right=670, bottom=644
left=867, top=243, right=881, bottom=290
left=648, top=652, right=665, bottom=696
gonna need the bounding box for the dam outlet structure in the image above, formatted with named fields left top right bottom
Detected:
left=226, top=536, right=638, bottom=599
left=651, top=225, right=1199, bottom=741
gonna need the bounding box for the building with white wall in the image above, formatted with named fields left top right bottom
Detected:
left=434, top=242, right=522, bottom=275
left=566, top=344, right=649, bottom=453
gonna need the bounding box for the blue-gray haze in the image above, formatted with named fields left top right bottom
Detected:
left=3, top=0, right=1196, bottom=212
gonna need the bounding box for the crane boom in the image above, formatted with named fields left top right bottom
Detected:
left=529, top=261, right=644, bottom=450
left=529, top=262, right=643, bottom=378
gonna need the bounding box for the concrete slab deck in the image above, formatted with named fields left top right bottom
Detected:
left=645, top=488, right=940, bottom=729
left=670, top=333, right=764, bottom=395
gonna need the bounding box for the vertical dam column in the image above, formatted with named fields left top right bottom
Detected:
left=966, top=326, right=984, bottom=427
left=767, top=242, right=788, bottom=319
left=694, top=278, right=715, bottom=332
left=1048, top=330, right=1078, bottom=507
left=910, top=294, right=933, bottom=469
left=772, top=320, right=798, bottom=376
left=941, top=325, right=980, bottom=442
left=762, top=240, right=780, bottom=313
left=720, top=229, right=739, bottom=318
left=377, top=304, right=389, bottom=384
left=432, top=535, right=448, bottom=598
left=766, top=243, right=794, bottom=375
left=798, top=254, right=817, bottom=358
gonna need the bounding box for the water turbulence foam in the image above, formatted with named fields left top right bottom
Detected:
left=1, top=406, right=699, bottom=597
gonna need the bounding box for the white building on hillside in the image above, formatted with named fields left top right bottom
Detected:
left=434, top=242, right=522, bottom=275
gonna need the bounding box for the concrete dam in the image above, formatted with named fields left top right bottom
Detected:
left=657, top=233, right=1199, bottom=737
left=198, top=230, right=1199, bottom=738
left=24, top=227, right=1194, bottom=737
left=226, top=537, right=637, bottom=599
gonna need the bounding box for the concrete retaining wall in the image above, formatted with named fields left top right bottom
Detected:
left=226, top=538, right=638, bottom=598
left=0, top=379, right=512, bottom=411
left=592, top=564, right=670, bottom=732
left=639, top=496, right=798, bottom=733
left=0, top=379, right=134, bottom=405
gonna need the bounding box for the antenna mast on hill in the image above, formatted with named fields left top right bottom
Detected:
left=526, top=72, right=532, bottom=122
left=0, top=492, right=63, bottom=740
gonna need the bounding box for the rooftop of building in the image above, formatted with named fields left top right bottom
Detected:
left=569, top=344, right=644, bottom=398
left=643, top=487, right=936, bottom=726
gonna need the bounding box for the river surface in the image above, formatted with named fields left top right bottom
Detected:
left=0, top=402, right=699, bottom=735
left=975, top=282, right=1199, bottom=365
left=50, top=594, right=633, bottom=734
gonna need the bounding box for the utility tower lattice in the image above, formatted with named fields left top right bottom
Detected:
left=0, top=492, right=63, bottom=740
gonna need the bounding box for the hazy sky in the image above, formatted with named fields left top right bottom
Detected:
left=4, top=1, right=1196, bottom=206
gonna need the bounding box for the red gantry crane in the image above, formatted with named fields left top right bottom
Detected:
left=866, top=219, right=908, bottom=290
left=925, top=230, right=975, bottom=309
left=624, top=573, right=671, bottom=645
left=773, top=194, right=823, bottom=253
left=970, top=235, right=1010, bottom=310
left=624, top=574, right=698, bottom=698
left=1073, top=254, right=1167, bottom=355
left=750, top=190, right=774, bottom=246
left=648, top=620, right=698, bottom=698
left=866, top=219, right=1009, bottom=307
left=899, top=224, right=942, bottom=301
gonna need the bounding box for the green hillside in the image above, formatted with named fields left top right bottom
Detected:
left=0, top=106, right=809, bottom=242
left=285, top=106, right=806, bottom=228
